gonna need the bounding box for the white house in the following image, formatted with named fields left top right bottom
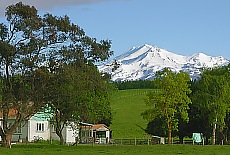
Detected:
left=0, top=109, right=111, bottom=144
left=0, top=108, right=78, bottom=143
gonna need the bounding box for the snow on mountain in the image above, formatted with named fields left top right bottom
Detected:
left=99, top=44, right=229, bottom=81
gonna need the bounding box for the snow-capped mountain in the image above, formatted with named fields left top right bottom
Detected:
left=99, top=44, right=229, bottom=81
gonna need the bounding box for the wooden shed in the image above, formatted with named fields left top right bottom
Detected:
left=93, top=124, right=111, bottom=144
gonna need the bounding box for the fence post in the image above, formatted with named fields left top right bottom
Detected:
left=92, top=137, right=94, bottom=147
left=135, top=137, right=136, bottom=145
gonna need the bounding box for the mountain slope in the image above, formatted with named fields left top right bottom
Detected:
left=99, top=44, right=229, bottom=81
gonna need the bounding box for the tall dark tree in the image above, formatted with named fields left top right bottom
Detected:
left=190, top=64, right=230, bottom=144
left=49, top=63, right=112, bottom=145
left=0, top=2, right=112, bottom=147
left=142, top=68, right=192, bottom=144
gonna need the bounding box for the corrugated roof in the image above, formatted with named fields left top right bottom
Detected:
left=0, top=109, right=18, bottom=118
left=30, top=105, right=54, bottom=121
left=0, top=105, right=54, bottom=121
left=30, top=112, right=53, bottom=121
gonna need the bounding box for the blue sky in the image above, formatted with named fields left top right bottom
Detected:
left=1, top=0, right=230, bottom=60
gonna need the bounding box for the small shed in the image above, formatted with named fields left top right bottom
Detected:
left=151, top=135, right=165, bottom=144
left=93, top=124, right=111, bottom=144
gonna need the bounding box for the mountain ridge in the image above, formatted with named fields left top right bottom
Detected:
left=99, top=44, right=229, bottom=81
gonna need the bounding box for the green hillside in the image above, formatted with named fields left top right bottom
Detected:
left=110, top=89, right=153, bottom=138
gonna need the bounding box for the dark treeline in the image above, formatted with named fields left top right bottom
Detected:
left=144, top=64, right=230, bottom=145
left=114, top=80, right=155, bottom=90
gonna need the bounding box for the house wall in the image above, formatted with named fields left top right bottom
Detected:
left=65, top=125, right=76, bottom=143
left=50, top=124, right=59, bottom=141
left=28, top=120, right=50, bottom=142
left=0, top=120, right=50, bottom=143
left=51, top=124, right=78, bottom=144
left=0, top=119, right=20, bottom=142
left=0, top=120, right=2, bottom=141
left=106, top=131, right=110, bottom=140
left=12, top=121, right=29, bottom=142
left=0, top=119, right=80, bottom=144
left=21, top=121, right=29, bottom=142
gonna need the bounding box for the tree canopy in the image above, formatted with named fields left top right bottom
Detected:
left=142, top=68, right=192, bottom=144
left=0, top=2, right=113, bottom=147
left=190, top=64, right=230, bottom=144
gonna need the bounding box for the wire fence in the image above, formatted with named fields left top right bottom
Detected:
left=111, top=138, right=165, bottom=145
left=110, top=138, right=201, bottom=145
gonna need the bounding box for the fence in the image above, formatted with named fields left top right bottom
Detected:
left=111, top=138, right=199, bottom=145
left=111, top=138, right=164, bottom=145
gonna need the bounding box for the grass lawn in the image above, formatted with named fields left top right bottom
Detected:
left=110, top=89, right=151, bottom=138
left=1, top=144, right=230, bottom=155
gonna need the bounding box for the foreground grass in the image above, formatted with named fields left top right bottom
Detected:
left=1, top=144, right=230, bottom=155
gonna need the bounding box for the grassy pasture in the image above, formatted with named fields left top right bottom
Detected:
left=1, top=144, right=230, bottom=155
left=109, top=89, right=152, bottom=138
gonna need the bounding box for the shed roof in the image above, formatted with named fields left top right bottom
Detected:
left=80, top=124, right=110, bottom=131
left=93, top=124, right=110, bottom=131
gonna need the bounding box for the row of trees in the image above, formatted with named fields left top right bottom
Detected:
left=142, top=64, right=230, bottom=144
left=115, top=80, right=155, bottom=90
left=188, top=64, right=230, bottom=144
left=0, top=2, right=113, bottom=147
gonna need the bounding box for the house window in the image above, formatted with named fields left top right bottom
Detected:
left=36, top=123, right=44, bottom=132
left=14, top=124, right=22, bottom=134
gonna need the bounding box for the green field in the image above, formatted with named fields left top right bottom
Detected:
left=1, top=144, right=230, bottom=155
left=1, top=89, right=230, bottom=154
left=109, top=89, right=151, bottom=138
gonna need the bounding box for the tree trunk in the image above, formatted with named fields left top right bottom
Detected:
left=212, top=118, right=217, bottom=145
left=56, top=130, right=65, bottom=145
left=55, top=122, right=65, bottom=145
left=1, top=133, right=13, bottom=148
left=212, top=123, right=216, bottom=145
left=205, top=135, right=209, bottom=145
left=54, top=110, right=65, bottom=145
left=167, top=129, right=172, bottom=144
left=179, top=135, right=184, bottom=144
left=167, top=120, right=172, bottom=144
left=59, top=134, right=65, bottom=145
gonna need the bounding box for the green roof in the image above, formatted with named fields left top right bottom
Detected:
left=30, top=112, right=53, bottom=121
left=30, top=105, right=54, bottom=121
